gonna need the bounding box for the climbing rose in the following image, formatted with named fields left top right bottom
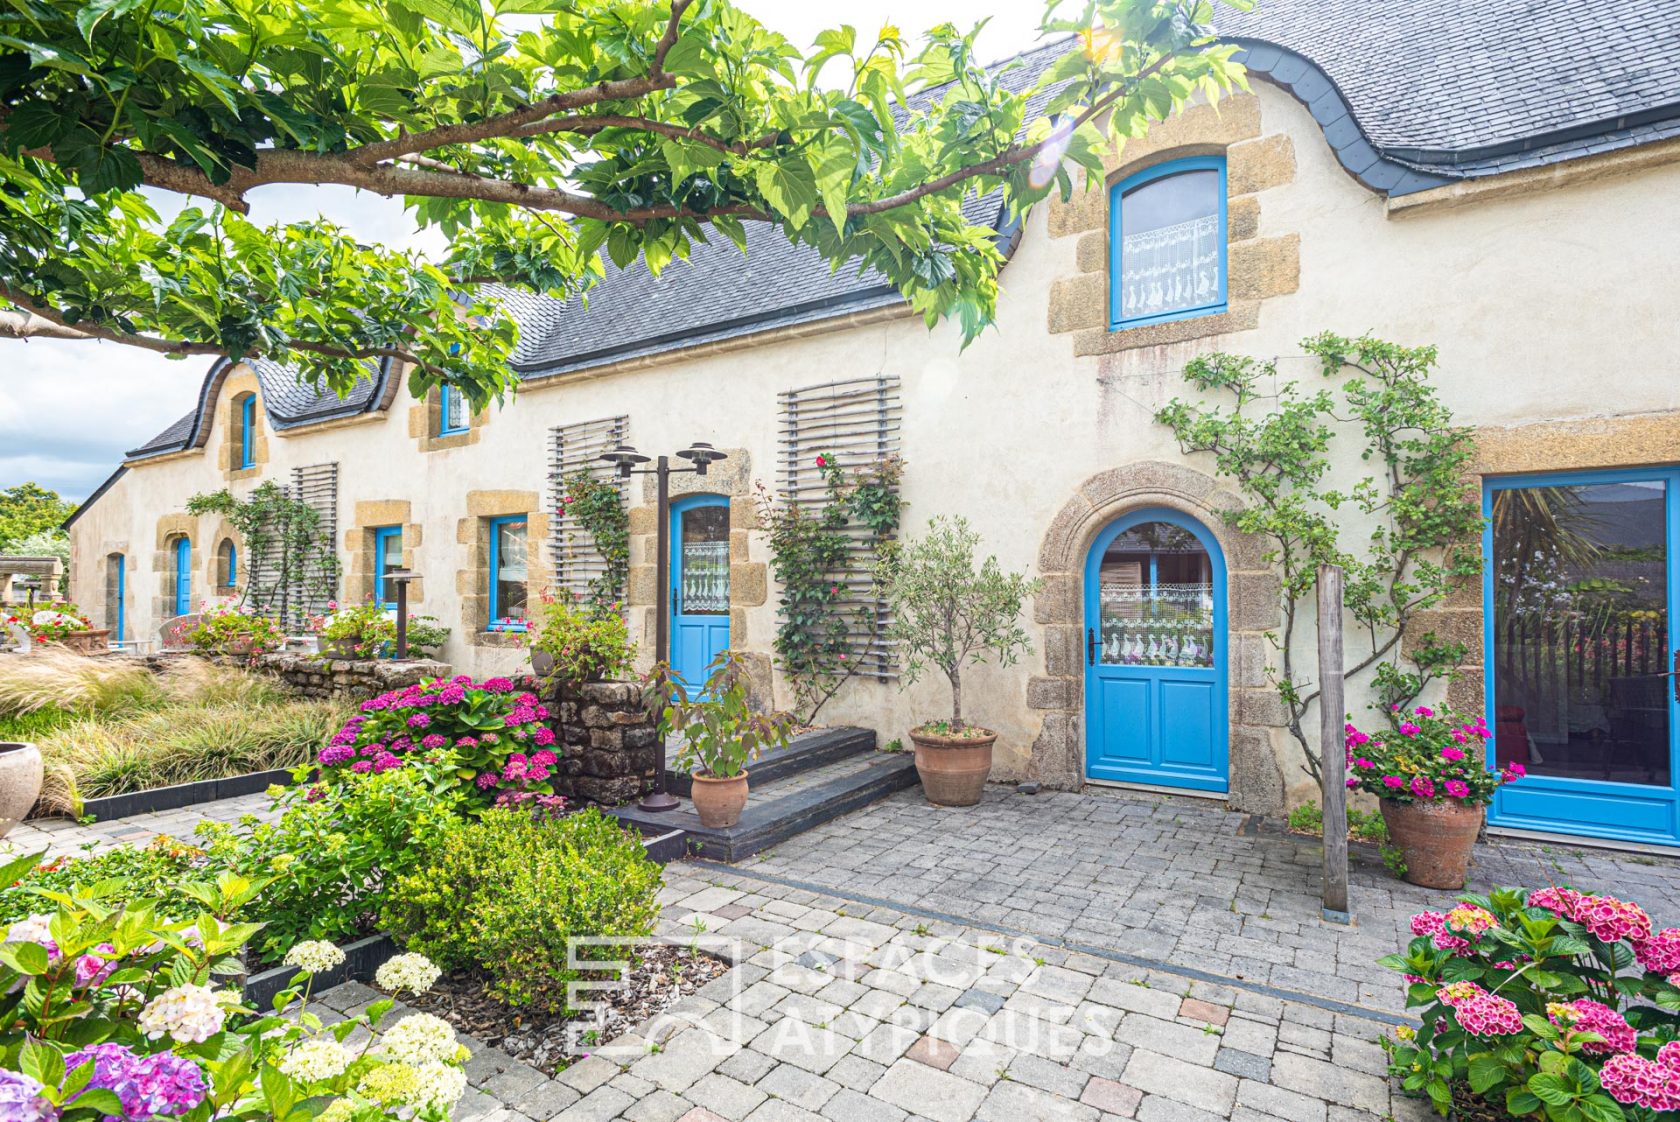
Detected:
left=1399, top=722, right=1421, bottom=736
left=1440, top=746, right=1466, bottom=763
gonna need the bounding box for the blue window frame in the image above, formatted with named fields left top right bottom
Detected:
left=487, top=515, right=529, bottom=631
left=438, top=385, right=469, bottom=436
left=373, top=526, right=403, bottom=608
left=217, top=538, right=237, bottom=589
left=1109, top=156, right=1228, bottom=330
left=172, top=537, right=192, bottom=617
left=238, top=395, right=256, bottom=469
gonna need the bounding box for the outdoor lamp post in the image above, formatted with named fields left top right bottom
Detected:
left=598, top=441, right=729, bottom=812
left=389, top=569, right=417, bottom=660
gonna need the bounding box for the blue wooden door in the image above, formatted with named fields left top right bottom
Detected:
left=173, top=538, right=192, bottom=616
left=1485, top=468, right=1680, bottom=845
left=671, top=495, right=731, bottom=688
left=110, top=554, right=125, bottom=642
left=1084, top=509, right=1229, bottom=792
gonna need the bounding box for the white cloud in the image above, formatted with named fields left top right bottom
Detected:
left=0, top=0, right=1046, bottom=499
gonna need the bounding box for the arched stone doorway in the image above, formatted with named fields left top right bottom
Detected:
left=1027, top=461, right=1288, bottom=815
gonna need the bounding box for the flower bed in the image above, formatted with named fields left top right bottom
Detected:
left=1384, top=886, right=1680, bottom=1119
left=0, top=852, right=471, bottom=1121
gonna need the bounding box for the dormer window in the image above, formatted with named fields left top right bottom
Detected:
left=1109, top=156, right=1227, bottom=329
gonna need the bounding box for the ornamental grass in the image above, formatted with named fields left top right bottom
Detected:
left=0, top=650, right=350, bottom=813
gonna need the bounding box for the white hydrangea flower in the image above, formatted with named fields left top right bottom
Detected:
left=374, top=952, right=441, bottom=995
left=282, top=940, right=346, bottom=974
left=380, top=1013, right=462, bottom=1066
left=137, top=983, right=226, bottom=1043
left=278, top=1038, right=353, bottom=1083
left=409, top=1060, right=467, bottom=1112
left=317, top=1099, right=355, bottom=1122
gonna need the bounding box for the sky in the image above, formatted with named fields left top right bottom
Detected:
left=0, top=0, right=1048, bottom=503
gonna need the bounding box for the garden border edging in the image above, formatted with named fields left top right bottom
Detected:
left=73, top=767, right=308, bottom=822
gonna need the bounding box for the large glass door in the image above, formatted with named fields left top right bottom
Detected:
left=1485, top=468, right=1679, bottom=844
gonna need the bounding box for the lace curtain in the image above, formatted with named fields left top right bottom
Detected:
left=1120, top=213, right=1220, bottom=321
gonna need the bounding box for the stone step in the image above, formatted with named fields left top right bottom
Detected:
left=663, top=725, right=876, bottom=797
left=612, top=750, right=920, bottom=863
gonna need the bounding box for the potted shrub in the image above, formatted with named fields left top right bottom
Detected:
left=1382, top=885, right=1680, bottom=1119
left=186, top=601, right=286, bottom=657
left=647, top=653, right=794, bottom=828
left=1346, top=705, right=1521, bottom=888
left=875, top=516, right=1041, bottom=807
left=527, top=590, right=636, bottom=683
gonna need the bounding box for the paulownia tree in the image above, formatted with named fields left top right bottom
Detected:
left=0, top=0, right=1249, bottom=406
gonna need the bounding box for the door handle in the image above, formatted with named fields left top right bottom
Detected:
left=1087, top=627, right=1097, bottom=666
left=673, top=586, right=681, bottom=616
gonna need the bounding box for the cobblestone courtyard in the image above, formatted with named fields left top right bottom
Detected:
left=8, top=783, right=1680, bottom=1121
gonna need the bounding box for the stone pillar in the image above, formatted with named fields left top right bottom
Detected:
left=550, top=679, right=660, bottom=805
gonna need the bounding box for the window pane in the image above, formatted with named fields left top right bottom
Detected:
left=679, top=505, right=730, bottom=615
left=495, top=521, right=528, bottom=623
left=1097, top=522, right=1215, bottom=667
left=444, top=387, right=467, bottom=431
left=378, top=529, right=403, bottom=603
left=1119, top=168, right=1221, bottom=322
left=1491, top=481, right=1671, bottom=786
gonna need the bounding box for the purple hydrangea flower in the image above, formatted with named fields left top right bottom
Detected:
left=406, top=713, right=431, bottom=729
left=0, top=1070, right=55, bottom=1122
left=318, top=743, right=355, bottom=767
left=421, top=734, right=447, bottom=750
left=484, top=677, right=514, bottom=693
left=66, top=1043, right=207, bottom=1120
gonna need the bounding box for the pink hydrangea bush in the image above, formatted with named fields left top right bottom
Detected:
left=1384, top=886, right=1680, bottom=1118
left=319, top=675, right=560, bottom=805
left=1346, top=705, right=1520, bottom=806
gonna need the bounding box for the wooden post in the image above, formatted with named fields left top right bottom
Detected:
left=1317, top=563, right=1352, bottom=925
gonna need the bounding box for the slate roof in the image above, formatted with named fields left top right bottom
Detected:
left=120, top=0, right=1680, bottom=457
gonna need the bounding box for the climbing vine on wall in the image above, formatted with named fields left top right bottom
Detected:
left=1154, top=332, right=1483, bottom=782
left=186, top=481, right=339, bottom=619
left=557, top=469, right=630, bottom=613
left=757, top=454, right=903, bottom=724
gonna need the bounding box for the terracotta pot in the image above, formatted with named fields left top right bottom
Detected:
left=909, top=726, right=997, bottom=807
left=690, top=770, right=749, bottom=829
left=0, top=743, right=43, bottom=837
left=1380, top=798, right=1484, bottom=889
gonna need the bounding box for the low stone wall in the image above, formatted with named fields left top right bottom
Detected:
left=551, top=680, right=659, bottom=804
left=143, top=651, right=452, bottom=702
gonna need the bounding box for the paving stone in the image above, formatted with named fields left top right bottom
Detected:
left=624, top=1090, right=693, bottom=1122
left=870, top=1059, right=988, bottom=1122
left=686, top=1073, right=767, bottom=1119
left=718, top=1048, right=777, bottom=1086
left=975, top=1079, right=1100, bottom=1122
left=1267, top=1053, right=1390, bottom=1115
left=1080, top=1076, right=1142, bottom=1117
left=819, top=1087, right=909, bottom=1122
left=1121, top=1051, right=1237, bottom=1116
left=554, top=1085, right=636, bottom=1122
left=1006, top=1051, right=1089, bottom=1098
left=826, top=1054, right=887, bottom=1093
left=556, top=1057, right=620, bottom=1096
left=742, top=1100, right=827, bottom=1122
left=1177, top=999, right=1229, bottom=1027
left=853, top=1023, right=919, bottom=1066
left=676, top=1110, right=729, bottom=1122
left=1112, top=1015, right=1221, bottom=1067
left=905, top=1035, right=960, bottom=1071
left=1086, top=979, right=1182, bottom=1021
left=757, top=1064, right=841, bottom=1110
left=1237, top=1078, right=1329, bottom=1122
left=1213, top=1048, right=1271, bottom=1081
left=1135, top=1095, right=1231, bottom=1122
left=634, top=1031, right=741, bottom=1093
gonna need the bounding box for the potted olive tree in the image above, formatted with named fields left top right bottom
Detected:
left=877, top=517, right=1041, bottom=807
left=647, top=652, right=794, bottom=828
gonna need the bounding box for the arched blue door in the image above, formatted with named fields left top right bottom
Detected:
left=173, top=537, right=192, bottom=616
left=1084, top=509, right=1229, bottom=792
left=671, top=494, right=730, bottom=688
